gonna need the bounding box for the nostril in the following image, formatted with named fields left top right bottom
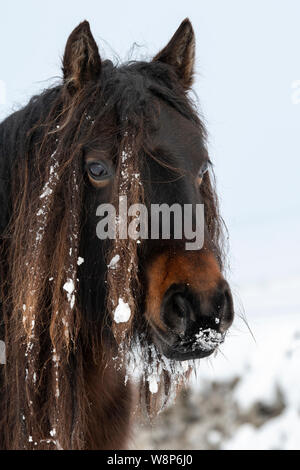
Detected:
left=171, top=293, right=194, bottom=320
left=222, top=289, right=234, bottom=329
left=172, top=293, right=186, bottom=318
left=160, top=281, right=234, bottom=340
left=161, top=292, right=192, bottom=336
left=215, top=282, right=234, bottom=331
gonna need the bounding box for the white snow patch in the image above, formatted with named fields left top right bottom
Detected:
left=114, top=298, right=131, bottom=323
left=77, top=257, right=84, bottom=266
left=63, top=279, right=75, bottom=309
left=63, top=279, right=74, bottom=295
left=148, top=375, right=159, bottom=394
left=0, top=340, right=6, bottom=364
left=120, top=337, right=192, bottom=401
left=223, top=409, right=300, bottom=450
left=108, top=254, right=120, bottom=269
left=207, top=429, right=222, bottom=446
left=39, top=187, right=53, bottom=199
left=194, top=328, right=225, bottom=351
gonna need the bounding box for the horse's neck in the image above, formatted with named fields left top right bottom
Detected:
left=84, top=357, right=133, bottom=449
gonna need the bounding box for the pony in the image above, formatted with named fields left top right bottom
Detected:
left=0, top=19, right=234, bottom=449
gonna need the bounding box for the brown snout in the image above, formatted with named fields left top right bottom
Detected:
left=145, top=249, right=234, bottom=360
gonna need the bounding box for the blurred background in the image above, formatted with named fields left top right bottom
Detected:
left=1, top=0, right=299, bottom=450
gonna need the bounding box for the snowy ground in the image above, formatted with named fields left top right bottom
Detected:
left=192, top=310, right=300, bottom=450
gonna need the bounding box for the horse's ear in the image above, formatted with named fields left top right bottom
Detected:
left=63, top=21, right=101, bottom=92
left=153, top=18, right=195, bottom=90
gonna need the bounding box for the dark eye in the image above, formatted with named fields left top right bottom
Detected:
left=87, top=161, right=110, bottom=180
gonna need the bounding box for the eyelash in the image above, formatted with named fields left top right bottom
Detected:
left=197, top=161, right=209, bottom=185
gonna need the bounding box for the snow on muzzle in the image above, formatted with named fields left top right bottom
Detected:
left=145, top=250, right=234, bottom=361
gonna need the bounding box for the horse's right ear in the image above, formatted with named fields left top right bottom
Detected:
left=153, top=18, right=195, bottom=90
left=62, top=21, right=101, bottom=93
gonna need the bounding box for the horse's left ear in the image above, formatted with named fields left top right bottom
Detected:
left=153, top=18, right=195, bottom=90
left=63, top=20, right=101, bottom=92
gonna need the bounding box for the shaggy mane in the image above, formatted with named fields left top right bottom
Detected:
left=0, top=58, right=225, bottom=449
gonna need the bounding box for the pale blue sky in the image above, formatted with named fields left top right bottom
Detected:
left=1, top=0, right=300, bottom=293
